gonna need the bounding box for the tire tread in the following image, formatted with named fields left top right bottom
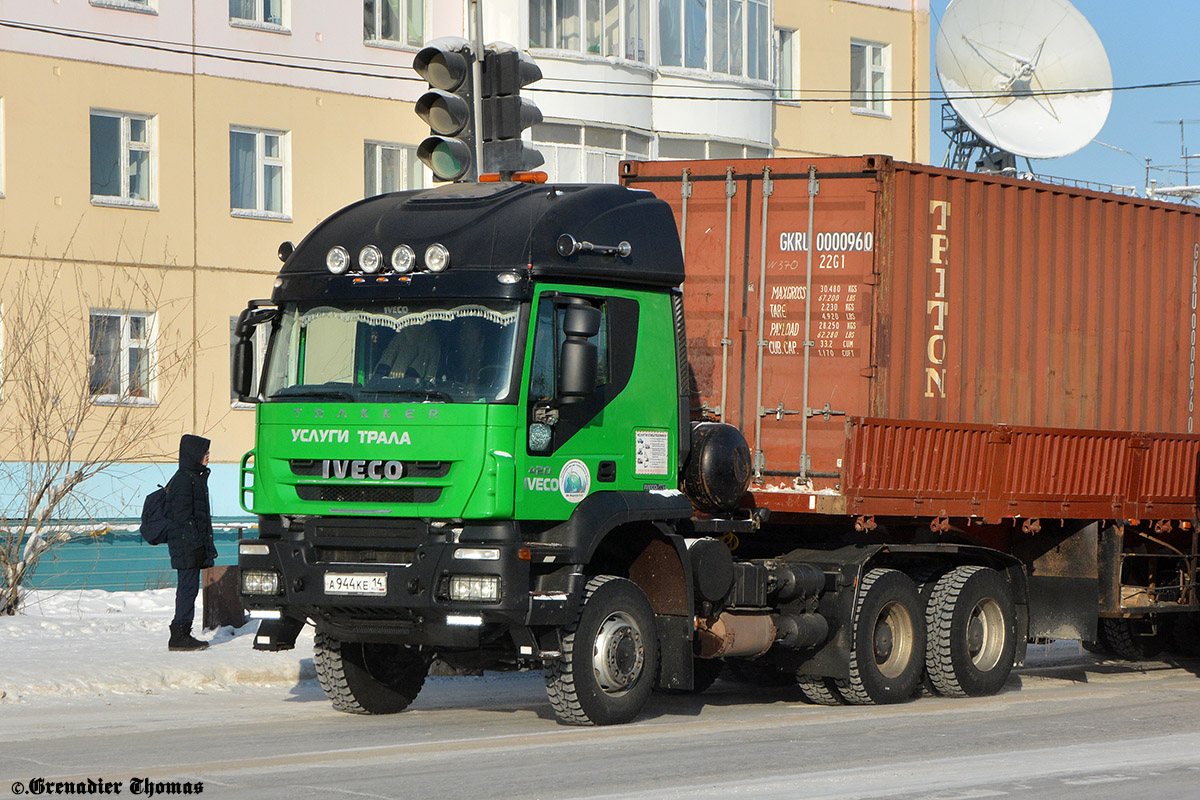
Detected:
left=543, top=575, right=615, bottom=726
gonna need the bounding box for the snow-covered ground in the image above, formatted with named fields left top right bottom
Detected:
left=1, top=588, right=1091, bottom=707
left=0, top=589, right=315, bottom=704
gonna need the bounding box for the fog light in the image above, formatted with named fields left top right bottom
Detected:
left=326, top=246, right=350, bottom=274
left=359, top=244, right=383, bottom=274
left=425, top=243, right=450, bottom=272
left=449, top=575, right=501, bottom=602
left=239, top=543, right=270, bottom=556
left=392, top=244, right=416, bottom=273
left=242, top=570, right=282, bottom=595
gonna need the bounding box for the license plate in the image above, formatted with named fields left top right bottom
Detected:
left=324, top=573, right=387, bottom=596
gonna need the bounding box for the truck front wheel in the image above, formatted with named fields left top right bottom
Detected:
left=544, top=575, right=659, bottom=726
left=834, top=568, right=925, bottom=705
left=925, top=566, right=1017, bottom=697
left=314, top=631, right=430, bottom=714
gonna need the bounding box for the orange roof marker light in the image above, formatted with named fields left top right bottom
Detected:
left=479, top=171, right=548, bottom=184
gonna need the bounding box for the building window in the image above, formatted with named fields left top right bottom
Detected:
left=230, top=316, right=269, bottom=406
left=851, top=39, right=889, bottom=116
left=89, top=311, right=155, bottom=403
left=364, top=0, right=424, bottom=47
left=775, top=27, right=798, bottom=101
left=230, top=127, right=290, bottom=218
left=529, top=0, right=648, bottom=62
left=90, top=0, right=156, bottom=14
left=230, top=0, right=287, bottom=30
left=532, top=122, right=651, bottom=183
left=661, top=1, right=769, bottom=78
left=90, top=111, right=155, bottom=207
left=365, top=142, right=424, bottom=196
left=658, top=136, right=769, bottom=160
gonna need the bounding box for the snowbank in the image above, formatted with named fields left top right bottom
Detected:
left=0, top=589, right=315, bottom=703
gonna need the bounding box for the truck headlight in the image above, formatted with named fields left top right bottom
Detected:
left=449, top=575, right=501, bottom=603
left=242, top=570, right=282, bottom=596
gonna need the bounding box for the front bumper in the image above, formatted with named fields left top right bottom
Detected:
left=239, top=516, right=580, bottom=648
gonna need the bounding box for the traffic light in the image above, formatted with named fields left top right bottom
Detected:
left=414, top=37, right=476, bottom=182
left=480, top=44, right=544, bottom=176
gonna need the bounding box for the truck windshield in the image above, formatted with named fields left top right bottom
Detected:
left=262, top=299, right=521, bottom=403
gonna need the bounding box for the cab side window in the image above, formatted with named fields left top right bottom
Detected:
left=529, top=297, right=609, bottom=403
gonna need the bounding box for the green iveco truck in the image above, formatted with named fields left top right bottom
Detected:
left=234, top=160, right=1200, bottom=726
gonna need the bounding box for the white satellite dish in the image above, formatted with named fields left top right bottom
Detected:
left=936, top=0, right=1112, bottom=161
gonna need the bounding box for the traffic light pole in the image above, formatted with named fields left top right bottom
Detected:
left=470, top=0, right=485, bottom=180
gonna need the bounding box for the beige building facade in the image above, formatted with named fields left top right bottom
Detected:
left=0, top=0, right=928, bottom=521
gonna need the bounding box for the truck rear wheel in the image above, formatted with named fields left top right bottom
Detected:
left=544, top=575, right=659, bottom=726
left=797, top=675, right=844, bottom=705
left=926, top=566, right=1017, bottom=697
left=1098, top=616, right=1167, bottom=661
left=1169, top=612, right=1200, bottom=656
left=833, top=568, right=925, bottom=705
left=313, top=631, right=430, bottom=714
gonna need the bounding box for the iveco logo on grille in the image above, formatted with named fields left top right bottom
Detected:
left=321, top=460, right=405, bottom=480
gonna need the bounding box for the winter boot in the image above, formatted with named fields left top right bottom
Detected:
left=168, top=623, right=210, bottom=652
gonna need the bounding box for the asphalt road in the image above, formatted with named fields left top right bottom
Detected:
left=5, top=652, right=1200, bottom=800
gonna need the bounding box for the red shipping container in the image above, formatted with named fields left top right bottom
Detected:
left=621, top=156, right=1200, bottom=521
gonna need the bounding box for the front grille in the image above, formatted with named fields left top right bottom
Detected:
left=290, top=460, right=450, bottom=478
left=296, top=485, right=443, bottom=504
left=315, top=547, right=415, bottom=565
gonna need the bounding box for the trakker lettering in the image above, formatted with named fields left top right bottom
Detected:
left=322, top=460, right=405, bottom=480
left=292, top=407, right=438, bottom=420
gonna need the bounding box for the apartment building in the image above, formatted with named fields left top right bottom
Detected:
left=0, top=0, right=929, bottom=526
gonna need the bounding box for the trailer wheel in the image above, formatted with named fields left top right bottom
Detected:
left=1098, top=617, right=1167, bottom=661
left=926, top=566, right=1017, bottom=697
left=313, top=631, right=430, bottom=714
left=911, top=565, right=947, bottom=697
left=833, top=568, right=925, bottom=705
left=544, top=575, right=659, bottom=726
left=797, top=675, right=844, bottom=706
left=1169, top=612, right=1200, bottom=657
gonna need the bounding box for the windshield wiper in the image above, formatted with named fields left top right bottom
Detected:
left=270, top=387, right=357, bottom=402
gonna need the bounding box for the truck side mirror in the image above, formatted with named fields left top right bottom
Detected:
left=233, top=339, right=255, bottom=401
left=558, top=305, right=600, bottom=403
left=232, top=302, right=278, bottom=404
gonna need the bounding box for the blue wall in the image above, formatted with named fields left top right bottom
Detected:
left=4, top=460, right=254, bottom=591
left=26, top=523, right=249, bottom=591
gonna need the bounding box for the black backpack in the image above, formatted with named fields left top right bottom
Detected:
left=139, top=485, right=171, bottom=545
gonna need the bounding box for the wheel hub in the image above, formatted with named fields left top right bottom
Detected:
left=967, top=597, right=1006, bottom=671
left=873, top=600, right=914, bottom=679
left=593, top=612, right=645, bottom=696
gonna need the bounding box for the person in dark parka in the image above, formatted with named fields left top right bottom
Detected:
left=166, top=434, right=218, bottom=651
